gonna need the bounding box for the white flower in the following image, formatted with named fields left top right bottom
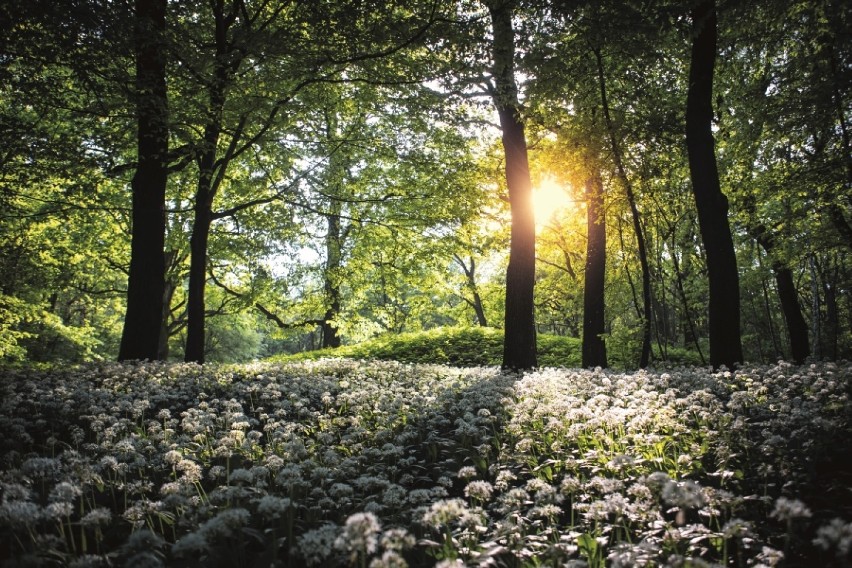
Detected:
left=298, top=523, right=340, bottom=567
left=813, top=518, right=852, bottom=557
left=369, top=550, right=408, bottom=568
left=335, top=512, right=382, bottom=563
left=464, top=480, right=494, bottom=503
left=256, top=495, right=292, bottom=520
left=0, top=501, right=43, bottom=525
left=49, top=481, right=83, bottom=504
left=457, top=466, right=478, bottom=480
left=171, top=531, right=207, bottom=557
left=423, top=498, right=472, bottom=529
left=770, top=497, right=812, bottom=522
left=81, top=508, right=112, bottom=527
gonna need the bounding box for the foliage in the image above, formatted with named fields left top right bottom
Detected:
left=0, top=360, right=849, bottom=566
left=270, top=326, right=583, bottom=368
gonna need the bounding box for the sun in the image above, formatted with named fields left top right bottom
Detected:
left=532, top=176, right=574, bottom=229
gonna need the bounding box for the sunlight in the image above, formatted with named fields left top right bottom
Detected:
left=532, top=176, right=574, bottom=229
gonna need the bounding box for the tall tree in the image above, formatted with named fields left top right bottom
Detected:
left=593, top=46, right=653, bottom=368
left=485, top=0, right=537, bottom=370
left=118, top=0, right=168, bottom=361
left=685, top=0, right=743, bottom=369
left=581, top=169, right=607, bottom=368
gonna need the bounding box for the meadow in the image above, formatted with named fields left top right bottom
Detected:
left=1, top=358, right=850, bottom=567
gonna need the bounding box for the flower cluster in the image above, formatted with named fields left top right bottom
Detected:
left=0, top=359, right=849, bottom=566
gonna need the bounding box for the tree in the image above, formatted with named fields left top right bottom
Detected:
left=118, top=0, right=169, bottom=361
left=485, top=0, right=537, bottom=370
left=685, top=0, right=743, bottom=369
left=581, top=169, right=608, bottom=367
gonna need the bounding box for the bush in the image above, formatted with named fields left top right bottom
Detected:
left=270, top=326, right=582, bottom=367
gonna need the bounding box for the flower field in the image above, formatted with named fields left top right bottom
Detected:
left=1, top=359, right=850, bottom=567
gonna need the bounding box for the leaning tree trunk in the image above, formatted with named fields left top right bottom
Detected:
left=581, top=171, right=608, bottom=368
left=487, top=0, right=537, bottom=370
left=454, top=255, right=489, bottom=327
left=594, top=47, right=652, bottom=368
left=119, top=0, right=168, bottom=361
left=685, top=0, right=744, bottom=369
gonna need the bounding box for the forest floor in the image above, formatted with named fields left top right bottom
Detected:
left=1, top=359, right=850, bottom=567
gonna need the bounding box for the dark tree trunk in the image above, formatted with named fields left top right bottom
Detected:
left=685, top=0, right=744, bottom=369
left=455, top=255, right=489, bottom=327
left=753, top=229, right=810, bottom=363
left=581, top=172, right=608, bottom=368
left=487, top=0, right=537, bottom=370
left=184, top=0, right=240, bottom=363
left=321, top=204, right=343, bottom=349
left=119, top=0, right=168, bottom=362
left=185, top=191, right=213, bottom=363
left=157, top=250, right=179, bottom=360
left=594, top=47, right=652, bottom=368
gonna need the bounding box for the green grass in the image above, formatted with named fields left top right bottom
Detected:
left=269, top=326, right=583, bottom=367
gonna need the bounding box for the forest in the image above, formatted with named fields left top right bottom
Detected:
left=1, top=0, right=848, bottom=368
left=1, top=0, right=851, bottom=567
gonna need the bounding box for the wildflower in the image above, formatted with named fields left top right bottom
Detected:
left=49, top=481, right=83, bottom=504
left=813, top=518, right=852, bottom=557
left=335, top=512, right=382, bottom=564
left=369, top=550, right=408, bottom=568
left=457, top=465, right=478, bottom=480
left=171, top=531, right=207, bottom=557
left=163, top=450, right=182, bottom=465
left=0, top=500, right=43, bottom=525
left=20, top=456, right=61, bottom=479
left=380, top=527, right=415, bottom=551
left=422, top=498, right=471, bottom=529
left=45, top=501, right=74, bottom=519
left=256, top=495, right=292, bottom=520
left=494, top=469, right=517, bottom=491
left=722, top=518, right=753, bottom=539
left=770, top=497, right=812, bottom=522
left=81, top=508, right=112, bottom=527
left=560, top=476, right=582, bottom=496
left=465, top=480, right=494, bottom=503
left=297, top=523, right=340, bottom=566
left=662, top=480, right=705, bottom=509
left=755, top=545, right=784, bottom=566
left=198, top=507, right=251, bottom=540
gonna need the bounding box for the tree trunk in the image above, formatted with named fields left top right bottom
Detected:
left=487, top=0, right=537, bottom=370
left=184, top=192, right=213, bottom=363
left=455, top=255, right=489, bottom=327
left=119, top=0, right=168, bottom=362
left=581, top=171, right=607, bottom=368
left=184, top=0, right=238, bottom=363
left=753, top=228, right=810, bottom=363
left=685, top=0, right=744, bottom=369
left=321, top=202, right=343, bottom=348
left=594, top=47, right=652, bottom=368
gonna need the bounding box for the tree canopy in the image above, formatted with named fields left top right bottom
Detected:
left=1, top=0, right=849, bottom=367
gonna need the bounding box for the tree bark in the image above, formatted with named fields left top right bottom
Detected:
left=119, top=0, right=168, bottom=361
left=685, top=0, right=744, bottom=369
left=486, top=0, right=537, bottom=370
left=581, top=171, right=607, bottom=368
left=752, top=227, right=810, bottom=363
left=321, top=201, right=343, bottom=348
left=454, top=255, right=489, bottom=327
left=594, top=47, right=652, bottom=368
left=184, top=0, right=238, bottom=363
